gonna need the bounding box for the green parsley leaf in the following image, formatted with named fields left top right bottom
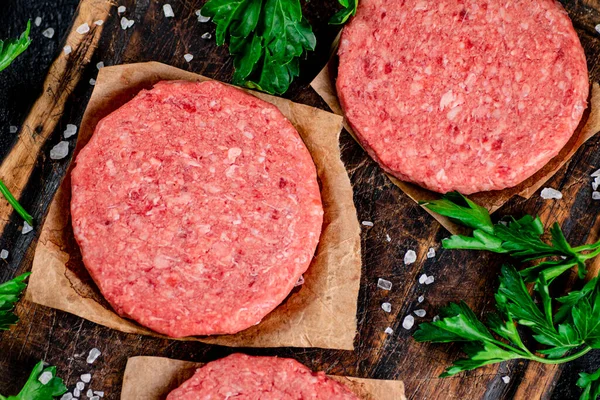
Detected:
left=421, top=192, right=494, bottom=233
left=0, top=21, right=31, bottom=73
left=330, top=0, right=358, bottom=25
left=0, top=361, right=67, bottom=400
left=0, top=273, right=30, bottom=331
left=578, top=367, right=600, bottom=400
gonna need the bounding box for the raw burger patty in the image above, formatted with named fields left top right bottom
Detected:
left=71, top=80, right=323, bottom=338
left=167, top=354, right=360, bottom=399
left=337, top=0, right=588, bottom=194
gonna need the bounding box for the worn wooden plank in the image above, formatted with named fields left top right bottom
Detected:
left=0, top=0, right=599, bottom=399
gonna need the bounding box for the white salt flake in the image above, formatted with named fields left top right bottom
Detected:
left=593, top=181, right=599, bottom=191
left=377, top=278, right=392, bottom=291
left=34, top=17, right=42, bottom=27
left=42, top=28, right=55, bottom=39
left=361, top=221, right=374, bottom=227
left=22, top=221, right=33, bottom=235
left=90, top=397, right=100, bottom=400
left=163, top=4, right=175, bottom=18
left=0, top=249, right=8, bottom=259
left=195, top=9, right=211, bottom=22
left=404, top=250, right=417, bottom=265
left=596, top=24, right=600, bottom=35
left=93, top=392, right=104, bottom=397
left=540, top=187, right=562, bottom=200
left=80, top=373, right=91, bottom=383
left=427, top=247, right=436, bottom=258
left=60, top=393, right=73, bottom=400
left=38, top=371, right=53, bottom=385
left=402, top=315, right=415, bottom=330
left=425, top=275, right=435, bottom=285
left=89, top=78, right=96, bottom=86
left=593, top=191, right=600, bottom=200
left=50, top=141, right=69, bottom=159
left=94, top=20, right=104, bottom=26
left=120, top=17, right=134, bottom=30
left=184, top=53, right=194, bottom=62
left=96, top=61, right=104, bottom=70
left=76, top=23, right=90, bottom=34
left=433, top=315, right=440, bottom=322
left=86, top=389, right=93, bottom=397
left=63, top=45, right=72, bottom=55
left=418, top=274, right=427, bottom=284
left=414, top=309, right=427, bottom=317
left=73, top=388, right=80, bottom=398
left=87, top=348, right=101, bottom=364
left=417, top=295, right=424, bottom=303
left=381, top=302, right=392, bottom=313
left=9, top=125, right=17, bottom=133
left=76, top=382, right=84, bottom=390
left=502, top=375, right=511, bottom=384
left=201, top=32, right=212, bottom=40
left=64, top=124, right=77, bottom=138
left=384, top=327, right=394, bottom=335
left=592, top=169, right=600, bottom=177
left=385, top=234, right=391, bottom=242
left=118, top=5, right=126, bottom=13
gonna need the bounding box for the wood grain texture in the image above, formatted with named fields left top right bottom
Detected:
left=0, top=0, right=599, bottom=399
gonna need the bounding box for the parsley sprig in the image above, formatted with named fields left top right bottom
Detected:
left=330, top=0, right=358, bottom=25
left=578, top=367, right=600, bottom=400
left=422, top=192, right=600, bottom=282
left=0, top=273, right=30, bottom=331
left=0, top=361, right=67, bottom=400
left=201, top=0, right=316, bottom=95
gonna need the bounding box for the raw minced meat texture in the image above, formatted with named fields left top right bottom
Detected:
left=166, top=354, right=360, bottom=399
left=337, top=0, right=588, bottom=194
left=71, top=80, right=323, bottom=337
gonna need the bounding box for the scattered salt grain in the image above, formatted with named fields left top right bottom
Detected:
left=89, top=78, right=96, bottom=86
left=404, top=250, right=417, bottom=265
left=90, top=397, right=100, bottom=400
left=73, top=388, right=80, bottom=398
left=418, top=274, right=427, bottom=284
left=361, top=221, right=373, bottom=227
left=592, top=169, right=600, bottom=178
left=94, top=20, right=104, bottom=26
left=38, top=371, right=53, bottom=384
left=195, top=9, right=211, bottom=23
left=42, top=28, right=55, bottom=39
left=86, top=389, right=93, bottom=397
left=96, top=61, right=104, bottom=70
left=540, top=187, right=562, bottom=200
left=201, top=32, right=212, bottom=40
left=87, top=348, right=101, bottom=364
left=34, top=17, right=42, bottom=27
left=76, top=23, right=90, bottom=34
left=120, top=17, right=134, bottom=30
left=9, top=125, right=17, bottom=133
left=118, top=5, right=126, bottom=13
left=596, top=24, right=600, bottom=35
left=163, top=4, right=175, bottom=18
left=50, top=141, right=69, bottom=159
left=377, top=278, right=392, bottom=291
left=0, top=249, right=8, bottom=260
left=417, top=295, right=424, bottom=303
left=22, top=222, right=33, bottom=235
left=76, top=382, right=84, bottom=390
left=184, top=53, right=193, bottom=62
left=414, top=309, right=426, bottom=317
left=433, top=315, right=440, bottom=322
left=384, top=327, right=394, bottom=335
left=64, top=124, right=77, bottom=138
left=385, top=234, right=391, bottom=242
left=427, top=247, right=436, bottom=258
left=593, top=181, right=599, bottom=191
left=425, top=275, right=435, bottom=285
left=502, top=376, right=510, bottom=384
left=593, top=191, right=600, bottom=200
left=381, top=302, right=392, bottom=313
left=94, top=392, right=104, bottom=397
left=402, top=315, right=415, bottom=330
left=80, top=373, right=91, bottom=383
left=60, top=393, right=73, bottom=400
left=63, top=45, right=72, bottom=55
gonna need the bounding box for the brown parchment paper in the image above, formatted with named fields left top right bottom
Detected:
left=311, top=39, right=600, bottom=234
left=121, top=356, right=406, bottom=400
left=26, top=62, right=361, bottom=350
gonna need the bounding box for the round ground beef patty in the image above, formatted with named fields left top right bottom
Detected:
left=166, top=354, right=359, bottom=399
left=337, top=0, right=588, bottom=194
left=71, top=80, right=323, bottom=338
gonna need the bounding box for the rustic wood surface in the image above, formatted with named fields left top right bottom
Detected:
left=0, top=0, right=599, bottom=399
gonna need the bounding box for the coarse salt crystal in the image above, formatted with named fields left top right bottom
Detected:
left=418, top=274, right=427, bottom=284
left=94, top=20, right=104, bottom=26
left=362, top=221, right=374, bottom=227
left=596, top=24, right=600, bottom=35
left=94, top=392, right=104, bottom=397
left=425, top=275, right=435, bottom=285
left=38, top=371, right=53, bottom=384
left=184, top=53, right=193, bottom=62
left=384, top=327, right=394, bottom=335
left=34, top=17, right=42, bottom=27
left=86, top=389, right=93, bottom=397
left=80, top=373, right=91, bottom=383
left=9, top=125, right=17, bottom=133
left=404, top=250, right=417, bottom=265
left=120, top=17, right=134, bottom=30
left=402, top=315, right=415, bottom=330
left=593, top=191, right=600, bottom=200
left=433, top=315, right=440, bottom=322
left=502, top=376, right=510, bottom=384
left=76, top=382, right=84, bottom=390
left=201, top=32, right=212, bottom=40
left=163, top=4, right=175, bottom=17
left=0, top=249, right=8, bottom=259
left=427, top=247, right=436, bottom=258
left=381, top=302, right=392, bottom=313
left=385, top=234, right=391, bottom=242
left=118, top=5, right=126, bottom=13
left=414, top=309, right=426, bottom=317
left=417, top=295, right=424, bottom=303
left=60, top=393, right=73, bottom=400
left=195, top=9, right=211, bottom=23
left=63, top=45, right=72, bottom=55
left=96, top=61, right=104, bottom=70
left=91, top=397, right=100, bottom=400
left=592, top=169, right=600, bottom=177
left=64, top=124, right=77, bottom=138
left=377, top=278, right=392, bottom=291
left=73, top=388, right=80, bottom=397
left=76, top=23, right=90, bottom=34
left=89, top=78, right=96, bottom=86
left=22, top=222, right=33, bottom=235
left=87, top=348, right=101, bottom=364
left=593, top=181, right=599, bottom=191
left=42, top=28, right=55, bottom=38
left=540, top=187, right=562, bottom=200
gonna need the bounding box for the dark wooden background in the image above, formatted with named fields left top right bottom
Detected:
left=1, top=0, right=600, bottom=399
